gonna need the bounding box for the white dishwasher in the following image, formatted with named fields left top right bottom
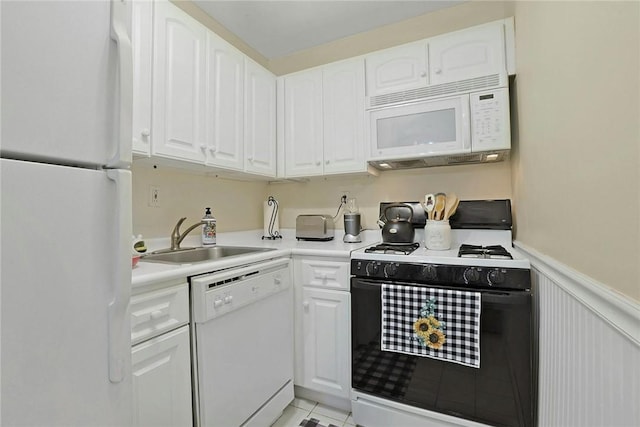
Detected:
left=190, top=257, right=294, bottom=427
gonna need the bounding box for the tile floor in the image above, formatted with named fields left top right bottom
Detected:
left=271, top=397, right=355, bottom=427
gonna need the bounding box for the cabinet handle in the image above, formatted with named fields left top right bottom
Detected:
left=315, top=161, right=321, bottom=166
left=420, top=71, right=427, bottom=78
left=248, top=157, right=254, bottom=162
left=303, top=301, right=309, bottom=311
left=325, top=160, right=330, bottom=165
left=200, top=144, right=207, bottom=151
left=435, top=68, right=442, bottom=75
left=141, top=129, right=150, bottom=138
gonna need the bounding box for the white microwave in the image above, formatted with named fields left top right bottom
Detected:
left=368, top=88, right=511, bottom=169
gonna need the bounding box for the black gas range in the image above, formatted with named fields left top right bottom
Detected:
left=349, top=200, right=536, bottom=427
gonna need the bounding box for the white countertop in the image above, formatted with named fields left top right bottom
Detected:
left=132, top=229, right=380, bottom=289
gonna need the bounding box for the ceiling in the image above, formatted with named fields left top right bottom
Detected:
left=193, top=1, right=466, bottom=59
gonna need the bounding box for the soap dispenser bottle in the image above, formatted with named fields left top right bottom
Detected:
left=202, top=207, right=216, bottom=246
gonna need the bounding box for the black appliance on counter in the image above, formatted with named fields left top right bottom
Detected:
left=351, top=200, right=536, bottom=427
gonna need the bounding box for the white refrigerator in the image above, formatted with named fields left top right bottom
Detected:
left=1, top=1, right=134, bottom=425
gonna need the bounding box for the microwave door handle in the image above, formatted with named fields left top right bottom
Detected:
left=462, top=97, right=471, bottom=150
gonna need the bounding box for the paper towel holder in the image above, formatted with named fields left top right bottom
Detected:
left=262, top=196, right=282, bottom=240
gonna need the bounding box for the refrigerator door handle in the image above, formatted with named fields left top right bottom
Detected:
left=107, top=169, right=132, bottom=383
left=109, top=0, right=133, bottom=169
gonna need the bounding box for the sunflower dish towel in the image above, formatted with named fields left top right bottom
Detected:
left=381, top=284, right=481, bottom=368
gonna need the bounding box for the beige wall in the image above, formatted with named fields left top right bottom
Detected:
left=512, top=1, right=639, bottom=301
left=133, top=161, right=512, bottom=238
left=269, top=162, right=512, bottom=231
left=132, top=163, right=268, bottom=238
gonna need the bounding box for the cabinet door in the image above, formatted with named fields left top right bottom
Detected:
left=131, top=325, right=192, bottom=427
left=300, top=288, right=350, bottom=398
left=132, top=0, right=152, bottom=157
left=244, top=59, right=277, bottom=177
left=206, top=32, right=244, bottom=170
left=152, top=0, right=207, bottom=163
left=323, top=59, right=366, bottom=174
left=283, top=69, right=324, bottom=177
left=429, top=23, right=506, bottom=86
left=365, top=40, right=428, bottom=98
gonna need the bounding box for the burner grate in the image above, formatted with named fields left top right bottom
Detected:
left=365, top=242, right=420, bottom=255
left=458, top=244, right=513, bottom=259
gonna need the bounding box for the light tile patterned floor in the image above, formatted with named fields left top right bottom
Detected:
left=271, top=398, right=355, bottom=427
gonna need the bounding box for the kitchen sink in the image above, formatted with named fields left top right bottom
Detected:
left=141, top=246, right=276, bottom=264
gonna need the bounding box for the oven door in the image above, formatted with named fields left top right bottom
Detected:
left=351, top=278, right=535, bottom=427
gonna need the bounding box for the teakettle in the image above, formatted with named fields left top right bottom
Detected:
left=380, top=203, right=415, bottom=244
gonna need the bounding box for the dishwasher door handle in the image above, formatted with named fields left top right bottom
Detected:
left=191, top=257, right=290, bottom=323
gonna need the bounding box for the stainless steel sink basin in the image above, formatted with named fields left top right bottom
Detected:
left=141, top=246, right=276, bottom=264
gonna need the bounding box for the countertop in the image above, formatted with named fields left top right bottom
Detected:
left=132, top=229, right=380, bottom=289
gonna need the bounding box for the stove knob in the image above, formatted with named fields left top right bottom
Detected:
left=365, top=262, right=380, bottom=276
left=384, top=263, right=398, bottom=277
left=421, top=265, right=437, bottom=281
left=488, top=269, right=505, bottom=285
left=463, top=267, right=480, bottom=283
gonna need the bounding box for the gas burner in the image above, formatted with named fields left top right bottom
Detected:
left=458, top=244, right=513, bottom=259
left=365, top=242, right=420, bottom=255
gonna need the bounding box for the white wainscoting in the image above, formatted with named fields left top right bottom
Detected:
left=514, top=241, right=640, bottom=427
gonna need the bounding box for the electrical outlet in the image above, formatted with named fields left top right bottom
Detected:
left=149, top=185, right=160, bottom=207
left=340, top=190, right=351, bottom=203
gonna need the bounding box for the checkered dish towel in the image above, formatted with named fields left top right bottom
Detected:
left=381, top=284, right=481, bottom=368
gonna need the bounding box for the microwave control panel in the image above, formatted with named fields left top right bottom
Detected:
left=470, top=88, right=511, bottom=151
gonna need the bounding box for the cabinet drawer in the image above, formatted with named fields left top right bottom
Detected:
left=298, top=258, right=349, bottom=290
left=131, top=283, right=189, bottom=345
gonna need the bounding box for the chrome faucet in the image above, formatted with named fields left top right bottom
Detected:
left=170, top=217, right=205, bottom=250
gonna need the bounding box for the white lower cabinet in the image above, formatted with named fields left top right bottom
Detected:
left=132, top=325, right=193, bottom=427
left=294, top=257, right=351, bottom=399
left=131, top=282, right=192, bottom=427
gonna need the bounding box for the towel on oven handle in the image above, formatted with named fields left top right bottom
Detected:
left=381, top=284, right=481, bottom=368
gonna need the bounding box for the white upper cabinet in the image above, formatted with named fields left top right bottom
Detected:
left=428, top=22, right=506, bottom=86
left=283, top=69, right=324, bottom=177
left=244, top=59, right=277, bottom=176
left=322, top=58, right=366, bottom=174
left=152, top=0, right=207, bottom=164
left=281, top=58, right=367, bottom=178
left=365, top=40, right=428, bottom=98
left=364, top=20, right=511, bottom=108
left=147, top=1, right=277, bottom=178
left=132, top=0, right=153, bottom=157
left=205, top=32, right=244, bottom=170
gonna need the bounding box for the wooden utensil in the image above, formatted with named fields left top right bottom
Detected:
left=433, top=193, right=446, bottom=220
left=444, top=193, right=460, bottom=220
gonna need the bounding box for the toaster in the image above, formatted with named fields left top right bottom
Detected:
left=296, top=215, right=335, bottom=241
